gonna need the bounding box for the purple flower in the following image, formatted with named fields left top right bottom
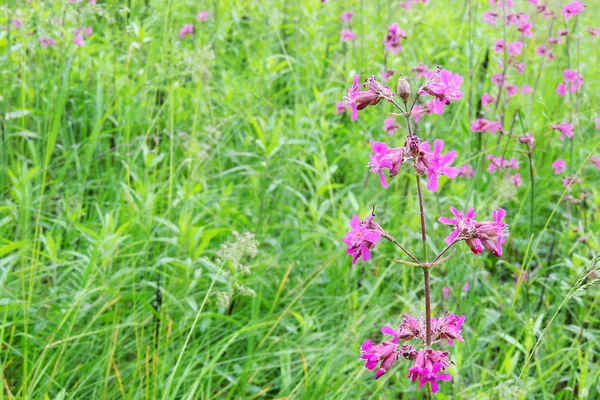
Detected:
left=522, top=84, right=532, bottom=95
left=471, top=118, right=503, bottom=134
left=590, top=156, right=600, bottom=170
left=412, top=62, right=429, bottom=78
left=424, top=69, right=464, bottom=115
left=506, top=84, right=518, bottom=97
left=442, top=286, right=451, bottom=299
left=368, top=141, right=404, bottom=187
left=433, top=313, right=465, bottom=346
left=481, top=93, right=494, bottom=109
left=360, top=326, right=400, bottom=379
left=383, top=23, right=407, bottom=55
left=179, top=24, right=194, bottom=38
left=563, top=69, right=583, bottom=92
left=197, top=11, right=209, bottom=21
left=340, top=11, right=354, bottom=22
left=336, top=101, right=348, bottom=114
left=552, top=122, right=574, bottom=140
left=418, top=139, right=459, bottom=192
left=519, top=133, right=534, bottom=149
left=484, top=11, right=499, bottom=25
left=383, top=117, right=398, bottom=135
left=474, top=208, right=508, bottom=257
left=457, top=164, right=475, bottom=178
left=343, top=75, right=384, bottom=122
left=39, top=36, right=56, bottom=48
left=462, top=282, right=470, bottom=293
left=397, top=314, right=424, bottom=341
left=563, top=1, right=586, bottom=20
left=341, top=29, right=356, bottom=42
left=552, top=159, right=566, bottom=174
left=343, top=213, right=383, bottom=264
left=511, top=173, right=523, bottom=187
left=418, top=363, right=453, bottom=394
left=439, top=207, right=479, bottom=251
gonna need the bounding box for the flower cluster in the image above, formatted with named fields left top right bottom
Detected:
left=342, top=213, right=385, bottom=264
left=552, top=122, right=574, bottom=141
left=421, top=68, right=464, bottom=115
left=179, top=11, right=209, bottom=39
left=384, top=23, right=407, bottom=55
left=343, top=75, right=395, bottom=121
left=556, top=70, right=583, bottom=96
left=439, top=207, right=508, bottom=257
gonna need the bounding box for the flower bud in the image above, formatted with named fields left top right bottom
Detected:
left=397, top=75, right=411, bottom=103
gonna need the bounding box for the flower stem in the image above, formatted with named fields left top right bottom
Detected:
left=416, top=175, right=431, bottom=346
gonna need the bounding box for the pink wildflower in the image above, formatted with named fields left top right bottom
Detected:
left=179, top=24, right=194, bottom=38
left=518, top=20, right=533, bottom=36
left=562, top=1, right=586, bottom=20
left=424, top=68, right=464, bottom=115
left=457, top=164, right=475, bottom=178
left=508, top=42, right=523, bottom=56
left=559, top=29, right=569, bottom=37
left=442, top=286, right=451, bottom=299
left=39, top=36, right=56, bottom=48
left=383, top=23, right=407, bottom=55
left=563, top=69, right=583, bottom=92
left=590, top=156, right=600, bottom=169
left=343, top=213, right=383, bottom=264
left=588, top=28, right=599, bottom=37
left=491, top=73, right=504, bottom=87
left=490, top=0, right=514, bottom=8
left=341, top=29, right=356, bottom=42
left=548, top=37, right=559, bottom=44
left=383, top=117, right=398, bottom=135
left=12, top=18, right=22, bottom=28
left=556, top=84, right=568, bottom=96
left=596, top=117, right=600, bottom=129
left=552, top=122, right=574, bottom=140
left=417, top=363, right=453, bottom=394
left=552, top=159, right=566, bottom=174
left=400, top=1, right=413, bottom=10
left=336, top=101, right=348, bottom=113
left=522, top=84, right=532, bottom=94
left=368, top=141, right=404, bottom=187
left=471, top=118, right=503, bottom=134
left=511, top=173, right=523, bottom=187
left=536, top=45, right=547, bottom=56
left=513, top=63, right=525, bottom=73
left=412, top=62, right=429, bottom=78
left=462, top=282, right=470, bottom=293
left=380, top=69, right=395, bottom=82
left=340, top=11, right=354, bottom=21
left=519, top=133, right=535, bottom=149
left=494, top=39, right=504, bottom=53
left=484, top=11, right=499, bottom=25
left=197, top=11, right=209, bottom=21
left=360, top=326, right=400, bottom=379
left=506, top=84, right=518, bottom=97
left=343, top=75, right=393, bottom=122
left=481, top=93, right=494, bottom=109
left=418, top=139, right=459, bottom=192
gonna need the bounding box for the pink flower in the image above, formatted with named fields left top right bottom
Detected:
left=380, top=69, right=395, bottom=82
left=596, top=117, right=600, bottom=129
left=412, top=104, right=427, bottom=123
left=548, top=37, right=559, bottom=44
left=563, top=175, right=580, bottom=187
left=89, top=0, right=96, bottom=3
left=487, top=155, right=519, bottom=172
left=475, top=209, right=508, bottom=257
left=590, top=156, right=600, bottom=169
left=548, top=52, right=556, bottom=60
left=439, top=207, right=478, bottom=248
left=556, top=83, right=568, bottom=96
left=417, top=363, right=453, bottom=394
left=552, top=159, right=566, bottom=174
left=515, top=270, right=529, bottom=284
left=433, top=313, right=465, bottom=345
left=494, top=39, right=504, bottom=53
left=513, top=63, right=525, bottom=73
left=558, top=29, right=569, bottom=37
left=562, top=1, right=586, bottom=20
left=442, top=286, right=451, bottom=299
left=563, top=69, right=583, bottom=92
left=400, top=1, right=413, bottom=10
left=74, top=33, right=84, bottom=46
left=588, top=27, right=599, bottom=37
left=418, top=139, right=459, bottom=192
left=39, top=36, right=56, bottom=48
left=491, top=73, right=504, bottom=87
left=424, top=68, right=464, bottom=115
left=336, top=101, right=348, bottom=113
left=360, top=326, right=400, bottom=379
left=484, top=11, right=499, bottom=25
left=383, top=23, right=407, bottom=55
left=521, top=84, right=532, bottom=94
left=519, top=133, right=535, bottom=149
left=536, top=45, right=547, bottom=56
left=412, top=62, right=429, bottom=78
left=197, top=11, right=209, bottom=21
left=341, top=29, right=356, bottom=42
left=398, top=314, right=424, bottom=341
left=343, top=213, right=383, bottom=264
left=511, top=173, right=523, bottom=187
left=552, top=122, right=574, bottom=140
left=383, top=117, right=398, bottom=135
left=340, top=11, right=354, bottom=21
left=471, top=118, right=503, bottom=134
left=506, top=84, right=518, bottom=97
left=481, top=93, right=494, bottom=109
left=457, top=164, right=475, bottom=177
left=179, top=24, right=194, bottom=38
left=518, top=20, right=533, bottom=36
left=507, top=42, right=523, bottom=56
left=343, top=75, right=392, bottom=122
left=12, top=18, right=22, bottom=28
left=462, top=282, right=470, bottom=293
left=490, top=0, right=513, bottom=8
left=368, top=141, right=404, bottom=187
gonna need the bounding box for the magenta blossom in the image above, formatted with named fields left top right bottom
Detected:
left=590, top=156, right=600, bottom=169
left=442, top=286, right=451, bottom=299
left=481, top=93, right=494, bottom=109
left=383, top=23, right=407, bottom=55
left=433, top=313, right=465, bottom=345
left=39, top=36, right=56, bottom=48
left=439, top=207, right=479, bottom=250
left=471, top=118, right=503, bottom=134
left=418, top=363, right=453, bottom=394
left=457, top=164, right=475, bottom=178
left=336, top=101, right=348, bottom=113
left=340, top=11, right=354, bottom=21
left=368, top=141, right=404, bottom=187
left=562, top=69, right=584, bottom=93
left=341, top=29, right=356, bottom=42
left=412, top=62, right=429, bottom=78
left=484, top=11, right=499, bottom=25
left=475, top=209, right=508, bottom=257
left=588, top=27, right=599, bottom=37
left=552, top=122, right=574, bottom=140
left=179, top=24, right=194, bottom=38
left=562, top=1, right=586, bottom=20
left=506, top=84, right=519, bottom=97
left=462, top=282, right=470, bottom=293
left=197, top=11, right=209, bottom=21
left=343, top=213, right=383, bottom=264
left=424, top=68, right=464, bottom=115
left=487, top=155, right=519, bottom=172
left=519, top=133, right=534, bottom=149
left=360, top=326, right=400, bottom=379
left=380, top=69, right=395, bottom=82
left=343, top=75, right=393, bottom=121
left=383, top=117, right=398, bottom=135
left=511, top=173, right=523, bottom=187
left=418, top=139, right=459, bottom=192
left=552, top=159, right=566, bottom=174
left=522, top=84, right=532, bottom=94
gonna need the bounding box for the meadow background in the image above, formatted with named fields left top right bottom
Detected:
left=1, top=0, right=600, bottom=398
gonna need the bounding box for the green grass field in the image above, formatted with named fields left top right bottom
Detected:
left=2, top=0, right=600, bottom=398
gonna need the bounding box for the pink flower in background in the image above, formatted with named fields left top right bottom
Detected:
left=596, top=117, right=600, bottom=129
left=368, top=141, right=404, bottom=187
left=548, top=52, right=556, bottom=60
left=562, top=1, right=586, bottom=20
left=491, top=73, right=504, bottom=87
left=343, top=75, right=393, bottom=121
left=462, top=282, right=470, bottom=293
left=506, top=84, right=518, bottom=97
left=74, top=28, right=92, bottom=46
left=552, top=159, right=566, bottom=174
left=416, top=363, right=454, bottom=393
left=433, top=313, right=465, bottom=345
left=548, top=37, right=559, bottom=44
left=39, top=36, right=56, bottom=48
left=424, top=68, right=464, bottom=115
left=439, top=207, right=478, bottom=248
left=412, top=104, right=427, bottom=123
left=484, top=11, right=499, bottom=25
left=12, top=18, right=23, bottom=28
left=536, top=45, right=547, bottom=56
left=481, top=93, right=494, bottom=109
left=418, top=139, right=459, bottom=192
left=556, top=83, right=568, bottom=96
left=588, top=28, right=599, bottom=37
left=343, top=213, right=383, bottom=264
left=471, top=118, right=503, bottom=134
left=522, top=84, right=532, bottom=94
left=412, top=62, right=429, bottom=78
left=341, top=29, right=356, bottom=42
left=519, top=133, right=535, bottom=149
left=507, top=42, right=523, bottom=56
left=552, top=122, right=574, bottom=140
left=511, top=173, right=523, bottom=187
left=383, top=117, right=398, bottom=135
left=518, top=20, right=533, bottom=36
left=558, top=29, right=569, bottom=37
left=380, top=69, right=395, bottom=82
left=400, top=1, right=413, bottom=10
left=475, top=208, right=508, bottom=257
left=590, top=156, right=600, bottom=169
left=563, top=70, right=583, bottom=92
left=384, top=23, right=407, bottom=55
left=513, top=63, right=525, bottom=73
left=487, top=155, right=519, bottom=172
left=179, top=24, right=194, bottom=38
left=494, top=40, right=504, bottom=53
left=340, top=11, right=354, bottom=21
left=563, top=175, right=581, bottom=187
left=442, top=286, right=451, bottom=299
left=336, top=101, right=348, bottom=113
left=197, top=11, right=209, bottom=21
left=457, top=164, right=475, bottom=177
left=515, top=270, right=529, bottom=284
left=490, top=0, right=514, bottom=8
